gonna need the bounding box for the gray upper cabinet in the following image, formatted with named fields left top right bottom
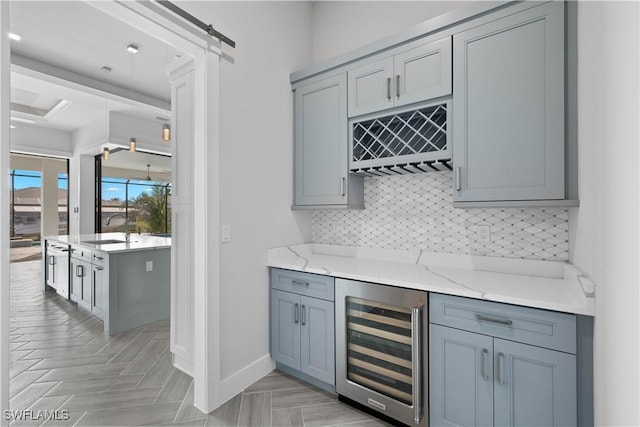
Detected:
left=348, top=36, right=452, bottom=117
left=452, top=2, right=565, bottom=203
left=293, top=73, right=363, bottom=209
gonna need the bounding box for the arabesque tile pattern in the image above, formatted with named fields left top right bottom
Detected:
left=313, top=171, right=569, bottom=261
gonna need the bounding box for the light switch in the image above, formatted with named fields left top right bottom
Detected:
left=221, top=225, right=231, bottom=243
left=146, top=261, right=153, bottom=272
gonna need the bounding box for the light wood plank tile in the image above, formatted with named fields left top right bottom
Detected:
left=303, top=402, right=372, bottom=427
left=76, top=401, right=181, bottom=426
left=45, top=374, right=143, bottom=396
left=237, top=392, right=271, bottom=427
left=10, top=382, right=59, bottom=413
left=271, top=386, right=336, bottom=410
left=137, top=352, right=174, bottom=389
left=174, top=381, right=207, bottom=423
left=205, top=393, right=242, bottom=427
left=272, top=407, right=304, bottom=427
left=9, top=395, right=72, bottom=427
left=36, top=361, right=130, bottom=382
left=243, top=372, right=308, bottom=394
left=61, top=387, right=161, bottom=412
left=120, top=338, right=168, bottom=375
left=9, top=369, right=48, bottom=397
left=29, top=353, right=117, bottom=370
left=155, top=369, right=193, bottom=403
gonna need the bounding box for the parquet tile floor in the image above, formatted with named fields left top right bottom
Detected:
left=9, top=261, right=389, bottom=427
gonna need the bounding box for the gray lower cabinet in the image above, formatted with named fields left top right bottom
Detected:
left=293, top=73, right=363, bottom=209
left=45, top=241, right=69, bottom=298
left=69, top=246, right=105, bottom=319
left=429, top=293, right=578, bottom=427
left=270, top=268, right=335, bottom=390
left=452, top=1, right=565, bottom=204
left=91, top=252, right=108, bottom=319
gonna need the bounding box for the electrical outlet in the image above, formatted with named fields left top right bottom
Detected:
left=330, top=221, right=341, bottom=234
left=145, top=261, right=153, bottom=272
left=476, top=225, right=491, bottom=242
left=221, top=225, right=231, bottom=243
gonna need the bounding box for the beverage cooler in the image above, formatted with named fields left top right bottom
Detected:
left=335, top=278, right=428, bottom=426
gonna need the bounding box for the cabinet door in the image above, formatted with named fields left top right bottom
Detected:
left=430, top=324, right=494, bottom=427
left=347, top=58, right=394, bottom=117
left=394, top=37, right=452, bottom=108
left=300, top=296, right=335, bottom=385
left=55, top=252, right=69, bottom=299
left=46, top=254, right=56, bottom=288
left=80, top=261, right=91, bottom=309
left=494, top=339, right=576, bottom=427
left=271, top=290, right=301, bottom=370
left=70, top=259, right=88, bottom=303
left=452, top=2, right=565, bottom=202
left=294, top=73, right=349, bottom=207
left=91, top=265, right=104, bottom=319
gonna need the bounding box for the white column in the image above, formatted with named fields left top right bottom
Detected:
left=167, top=49, right=222, bottom=413
left=41, top=159, right=60, bottom=237
left=192, top=51, right=221, bottom=413
left=1, top=0, right=12, bottom=422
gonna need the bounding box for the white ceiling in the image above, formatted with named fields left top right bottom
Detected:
left=9, top=1, right=182, bottom=133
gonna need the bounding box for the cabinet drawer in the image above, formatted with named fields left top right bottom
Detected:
left=429, top=293, right=576, bottom=354
left=270, top=268, right=334, bottom=301
left=92, top=251, right=107, bottom=266
left=70, top=246, right=91, bottom=262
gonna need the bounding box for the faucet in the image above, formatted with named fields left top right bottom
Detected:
left=106, top=213, right=131, bottom=242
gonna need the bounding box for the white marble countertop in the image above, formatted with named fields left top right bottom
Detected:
left=45, top=233, right=171, bottom=254
left=266, top=244, right=595, bottom=316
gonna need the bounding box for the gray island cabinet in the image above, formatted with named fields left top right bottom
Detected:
left=44, top=233, right=171, bottom=335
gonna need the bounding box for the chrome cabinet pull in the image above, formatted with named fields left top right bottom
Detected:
left=291, top=280, right=309, bottom=288
left=411, top=306, right=423, bottom=424
left=475, top=314, right=513, bottom=327
left=386, top=77, right=391, bottom=100
left=455, top=167, right=461, bottom=191
left=481, top=348, right=489, bottom=381
left=301, top=304, right=306, bottom=326
left=49, top=256, right=55, bottom=265
left=497, top=352, right=505, bottom=386
left=294, top=303, right=299, bottom=324
left=340, top=177, right=346, bottom=197
left=396, top=75, right=400, bottom=99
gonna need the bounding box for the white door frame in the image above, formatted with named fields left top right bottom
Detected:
left=1, top=1, right=12, bottom=423
left=0, top=0, right=224, bottom=419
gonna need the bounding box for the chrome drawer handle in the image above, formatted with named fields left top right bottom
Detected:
left=291, top=280, right=309, bottom=288
left=294, top=303, right=299, bottom=324
left=475, top=314, right=513, bottom=326
left=411, top=306, right=422, bottom=424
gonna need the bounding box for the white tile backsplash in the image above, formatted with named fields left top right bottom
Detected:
left=312, top=171, right=569, bottom=261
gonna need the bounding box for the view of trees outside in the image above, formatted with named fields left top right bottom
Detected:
left=100, top=177, right=171, bottom=235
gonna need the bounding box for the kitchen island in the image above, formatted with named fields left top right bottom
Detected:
left=44, top=232, right=171, bottom=335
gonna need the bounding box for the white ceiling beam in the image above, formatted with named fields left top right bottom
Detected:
left=11, top=53, right=170, bottom=113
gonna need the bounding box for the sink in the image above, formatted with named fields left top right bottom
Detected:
left=81, top=239, right=127, bottom=245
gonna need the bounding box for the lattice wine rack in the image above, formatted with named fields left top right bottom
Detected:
left=349, top=101, right=451, bottom=176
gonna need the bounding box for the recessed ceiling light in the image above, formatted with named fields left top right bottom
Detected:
left=101, top=65, right=112, bottom=72
left=10, top=125, right=16, bottom=129
left=8, top=33, right=21, bottom=41
left=126, top=44, right=139, bottom=54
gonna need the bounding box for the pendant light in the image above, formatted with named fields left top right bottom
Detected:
left=128, top=43, right=137, bottom=153
left=162, top=123, right=171, bottom=142
left=102, top=96, right=109, bottom=160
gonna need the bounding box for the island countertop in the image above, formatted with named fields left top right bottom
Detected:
left=45, top=232, right=171, bottom=253
left=266, top=243, right=596, bottom=316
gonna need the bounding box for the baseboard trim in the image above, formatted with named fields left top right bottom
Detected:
left=172, top=353, right=194, bottom=377
left=219, top=354, right=275, bottom=404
